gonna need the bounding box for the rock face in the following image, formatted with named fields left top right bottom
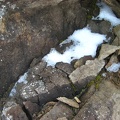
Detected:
left=1, top=101, right=28, bottom=120
left=39, top=102, right=74, bottom=120
left=0, top=0, right=88, bottom=97
left=73, top=75, right=120, bottom=120
left=69, top=59, right=105, bottom=90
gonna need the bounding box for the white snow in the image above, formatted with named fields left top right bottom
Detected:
left=9, top=72, right=28, bottom=96
left=0, top=5, right=6, bottom=19
left=93, top=2, right=120, bottom=26
left=43, top=1, right=120, bottom=67
left=43, top=27, right=106, bottom=66
left=107, top=63, right=120, bottom=72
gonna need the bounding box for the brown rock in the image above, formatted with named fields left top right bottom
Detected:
left=20, top=63, right=73, bottom=105
left=1, top=101, right=28, bottom=120
left=57, top=97, right=79, bottom=108
left=112, top=37, right=120, bottom=46
left=55, top=62, right=74, bottom=74
left=105, top=54, right=118, bottom=69
left=23, top=101, right=40, bottom=116
left=0, top=0, right=87, bottom=97
left=98, top=44, right=120, bottom=60
left=69, top=59, right=105, bottom=90
left=57, top=117, right=68, bottom=120
left=74, top=55, right=93, bottom=69
left=73, top=74, right=120, bottom=120
left=113, top=24, right=120, bottom=37
left=40, top=102, right=74, bottom=120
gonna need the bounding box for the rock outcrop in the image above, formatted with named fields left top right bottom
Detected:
left=0, top=0, right=88, bottom=97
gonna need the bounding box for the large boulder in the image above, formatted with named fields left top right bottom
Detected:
left=73, top=72, right=120, bottom=120
left=0, top=0, right=88, bottom=97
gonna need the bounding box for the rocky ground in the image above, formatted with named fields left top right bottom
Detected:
left=0, top=0, right=120, bottom=120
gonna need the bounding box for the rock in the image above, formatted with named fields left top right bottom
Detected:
left=112, top=25, right=120, bottom=46
left=88, top=20, right=111, bottom=34
left=0, top=0, right=88, bottom=97
left=73, top=73, right=120, bottom=120
left=19, top=62, right=73, bottom=105
left=57, top=97, right=79, bottom=108
left=98, top=44, right=120, bottom=60
left=23, top=101, right=40, bottom=117
left=112, top=37, right=120, bottom=46
left=105, top=54, right=118, bottom=69
left=39, top=102, right=74, bottom=120
left=74, top=55, right=93, bottom=69
left=55, top=62, right=74, bottom=74
left=103, top=0, right=120, bottom=17
left=0, top=18, right=6, bottom=33
left=113, top=24, right=120, bottom=37
left=57, top=117, right=68, bottom=120
left=33, top=101, right=56, bottom=119
left=1, top=101, right=28, bottom=120
left=69, top=59, right=105, bottom=90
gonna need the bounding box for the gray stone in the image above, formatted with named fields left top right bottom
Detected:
left=98, top=44, right=120, bottom=60
left=73, top=74, right=120, bottom=120
left=19, top=63, right=73, bottom=105
left=69, top=59, right=105, bottom=86
left=55, top=62, right=74, bottom=74
left=40, top=102, right=74, bottom=120
left=20, top=80, right=46, bottom=102
left=88, top=20, right=111, bottom=34
left=23, top=101, right=40, bottom=116
left=105, top=54, right=118, bottom=69
left=1, top=101, right=28, bottom=120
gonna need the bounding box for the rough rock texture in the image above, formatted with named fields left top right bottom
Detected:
left=69, top=59, right=105, bottom=90
left=19, top=61, right=74, bottom=104
left=39, top=102, right=74, bottom=120
left=98, top=44, right=120, bottom=60
left=112, top=25, right=120, bottom=46
left=1, top=101, right=28, bottom=120
left=0, top=0, right=88, bottom=97
left=73, top=74, right=120, bottom=120
left=74, top=56, right=93, bottom=69
left=23, top=101, right=40, bottom=117
left=105, top=54, right=118, bottom=69
left=88, top=20, right=111, bottom=34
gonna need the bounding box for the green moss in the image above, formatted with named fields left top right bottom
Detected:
left=87, top=74, right=102, bottom=90
left=86, top=0, right=98, bottom=20
left=70, top=82, right=78, bottom=93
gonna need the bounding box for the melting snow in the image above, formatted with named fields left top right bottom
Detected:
left=9, top=72, right=28, bottom=96
left=43, top=1, right=120, bottom=67
left=107, top=63, right=120, bottom=72
left=93, top=2, right=120, bottom=26
left=43, top=27, right=106, bottom=66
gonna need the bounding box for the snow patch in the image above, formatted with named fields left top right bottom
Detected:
left=9, top=72, right=28, bottom=97
left=43, top=27, right=106, bottom=66
left=93, top=2, right=120, bottom=26
left=107, top=63, right=120, bottom=72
